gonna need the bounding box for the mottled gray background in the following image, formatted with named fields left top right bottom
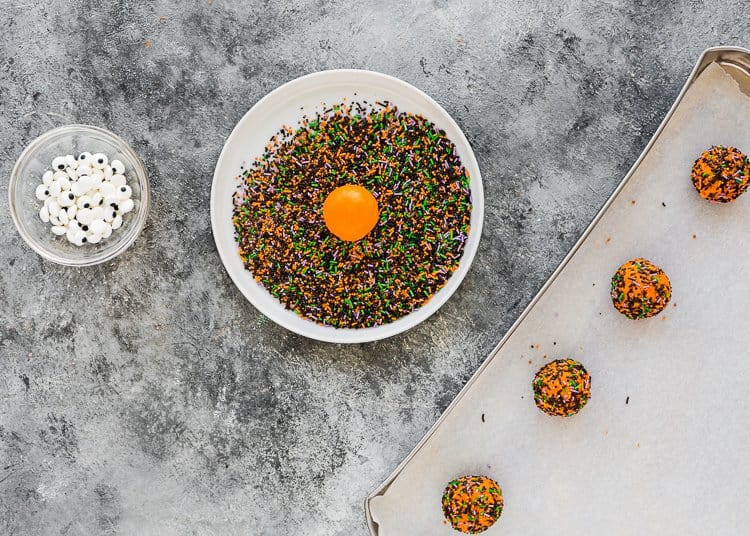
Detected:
left=0, top=1, right=746, bottom=534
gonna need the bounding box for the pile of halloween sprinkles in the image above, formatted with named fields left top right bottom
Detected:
left=232, top=100, right=472, bottom=328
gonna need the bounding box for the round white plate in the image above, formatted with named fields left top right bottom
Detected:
left=211, top=69, right=484, bottom=343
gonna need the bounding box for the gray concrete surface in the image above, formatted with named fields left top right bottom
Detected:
left=0, top=1, right=747, bottom=534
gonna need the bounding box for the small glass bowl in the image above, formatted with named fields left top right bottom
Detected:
left=9, top=125, right=150, bottom=266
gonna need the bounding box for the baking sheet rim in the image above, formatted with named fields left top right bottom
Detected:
left=364, top=44, right=750, bottom=535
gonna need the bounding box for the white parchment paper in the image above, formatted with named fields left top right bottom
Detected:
left=369, top=63, right=750, bottom=535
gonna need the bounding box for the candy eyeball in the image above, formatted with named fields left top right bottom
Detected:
left=78, top=152, right=93, bottom=166
left=76, top=195, right=92, bottom=210
left=58, top=176, right=71, bottom=191
left=48, top=181, right=62, bottom=197
left=35, top=184, right=49, bottom=200
left=99, top=182, right=116, bottom=197
left=119, top=199, right=134, bottom=214
left=110, top=160, right=125, bottom=175
left=52, top=156, right=67, bottom=171
left=37, top=150, right=134, bottom=245
left=92, top=153, right=108, bottom=169
left=117, top=185, right=132, bottom=200
left=58, top=191, right=76, bottom=207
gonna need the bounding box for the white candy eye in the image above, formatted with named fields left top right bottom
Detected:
left=103, top=208, right=115, bottom=222
left=102, top=224, right=112, bottom=238
left=67, top=205, right=77, bottom=219
left=58, top=209, right=69, bottom=225
left=91, top=192, right=103, bottom=206
left=99, top=182, right=116, bottom=197
left=92, top=153, right=108, bottom=169
left=110, top=174, right=126, bottom=187
left=47, top=200, right=61, bottom=217
left=66, top=227, right=77, bottom=243
left=78, top=152, right=93, bottom=166
left=119, top=198, right=134, bottom=214
left=111, top=215, right=123, bottom=229
left=76, top=207, right=94, bottom=225
left=52, top=156, right=67, bottom=171
left=110, top=159, right=125, bottom=175
left=49, top=181, right=62, bottom=197
left=66, top=167, right=78, bottom=180
left=72, top=176, right=93, bottom=197
left=90, top=206, right=104, bottom=221
left=51, top=225, right=67, bottom=236
left=76, top=166, right=90, bottom=176
left=58, top=191, right=76, bottom=207
left=90, top=219, right=107, bottom=235
left=65, top=155, right=78, bottom=168
left=58, top=176, right=71, bottom=191
left=39, top=205, right=50, bottom=223
left=87, top=233, right=102, bottom=244
left=42, top=170, right=54, bottom=186
left=77, top=195, right=92, bottom=210
left=68, top=219, right=80, bottom=230
left=117, top=185, right=132, bottom=200
left=103, top=166, right=113, bottom=179
left=53, top=170, right=68, bottom=181
left=35, top=184, right=49, bottom=200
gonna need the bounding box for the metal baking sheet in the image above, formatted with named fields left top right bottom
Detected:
left=365, top=46, right=750, bottom=535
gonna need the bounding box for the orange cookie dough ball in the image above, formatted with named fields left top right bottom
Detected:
left=691, top=145, right=750, bottom=203
left=533, top=358, right=591, bottom=417
left=442, top=475, right=504, bottom=533
left=611, top=258, right=671, bottom=319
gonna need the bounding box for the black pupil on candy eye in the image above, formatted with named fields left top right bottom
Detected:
left=84, top=203, right=89, bottom=208
left=58, top=164, right=64, bottom=169
left=44, top=190, right=48, bottom=195
left=121, top=187, right=126, bottom=191
left=98, top=159, right=103, bottom=163
left=69, top=193, right=74, bottom=199
left=82, top=237, right=87, bottom=243
left=82, top=226, right=88, bottom=231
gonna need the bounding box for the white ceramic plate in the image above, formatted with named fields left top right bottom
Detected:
left=210, top=69, right=484, bottom=343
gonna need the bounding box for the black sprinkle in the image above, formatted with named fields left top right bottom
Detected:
left=20, top=374, right=30, bottom=391
left=661, top=202, right=666, bottom=207
left=481, top=413, right=485, bottom=423
left=626, top=396, right=629, bottom=405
